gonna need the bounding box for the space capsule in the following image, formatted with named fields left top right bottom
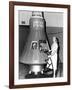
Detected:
left=20, top=11, right=50, bottom=75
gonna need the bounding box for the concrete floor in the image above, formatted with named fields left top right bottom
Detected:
left=19, top=62, right=63, bottom=79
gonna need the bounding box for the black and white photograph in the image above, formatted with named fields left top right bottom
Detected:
left=19, top=11, right=63, bottom=79
left=9, top=2, right=70, bottom=88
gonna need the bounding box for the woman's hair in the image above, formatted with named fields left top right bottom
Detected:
left=53, top=37, right=59, bottom=43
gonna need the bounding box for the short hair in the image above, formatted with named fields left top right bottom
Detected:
left=53, top=37, right=58, bottom=43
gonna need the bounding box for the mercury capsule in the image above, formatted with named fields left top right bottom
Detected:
left=20, top=11, right=50, bottom=75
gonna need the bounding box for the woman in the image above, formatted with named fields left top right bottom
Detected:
left=51, top=37, right=58, bottom=77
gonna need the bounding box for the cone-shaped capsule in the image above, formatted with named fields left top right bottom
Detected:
left=20, top=11, right=50, bottom=64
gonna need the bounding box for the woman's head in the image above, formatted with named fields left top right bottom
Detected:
left=53, top=37, right=57, bottom=42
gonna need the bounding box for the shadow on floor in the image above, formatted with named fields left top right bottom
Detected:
left=19, top=62, right=63, bottom=79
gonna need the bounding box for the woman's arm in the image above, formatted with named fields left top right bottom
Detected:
left=51, top=50, right=57, bottom=56
left=51, top=44, right=58, bottom=56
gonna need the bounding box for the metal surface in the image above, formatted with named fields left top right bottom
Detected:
left=20, top=11, right=50, bottom=73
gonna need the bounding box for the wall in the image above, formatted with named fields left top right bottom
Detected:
left=19, top=11, right=63, bottom=27
left=0, top=0, right=72, bottom=90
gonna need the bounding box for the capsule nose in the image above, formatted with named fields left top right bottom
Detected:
left=32, top=11, right=42, bottom=17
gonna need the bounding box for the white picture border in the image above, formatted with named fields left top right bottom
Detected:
left=14, top=6, right=68, bottom=85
